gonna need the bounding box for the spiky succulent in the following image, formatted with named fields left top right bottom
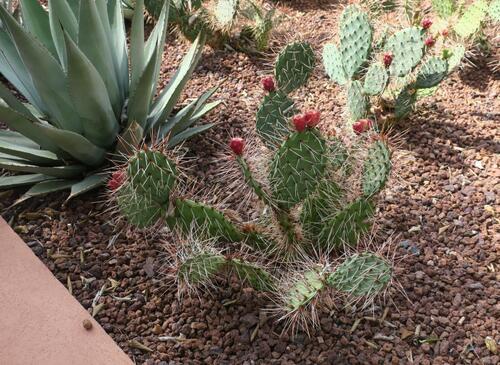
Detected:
left=112, top=42, right=394, bottom=332
left=0, top=0, right=220, bottom=201
left=322, top=4, right=456, bottom=124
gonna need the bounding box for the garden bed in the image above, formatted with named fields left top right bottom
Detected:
left=1, top=1, right=499, bottom=364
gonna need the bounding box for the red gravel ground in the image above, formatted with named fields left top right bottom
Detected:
left=1, top=1, right=499, bottom=364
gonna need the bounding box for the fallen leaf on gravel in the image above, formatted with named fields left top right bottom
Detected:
left=485, top=336, right=497, bottom=354
left=401, top=328, right=413, bottom=340
left=250, top=324, right=259, bottom=342
left=108, top=278, right=120, bottom=290
left=92, top=303, right=104, bottom=317
left=408, top=225, right=421, bottom=233
left=14, top=225, right=29, bottom=234
left=373, top=333, right=394, bottom=341
left=128, top=340, right=153, bottom=352
left=439, top=225, right=450, bottom=234
left=19, top=212, right=45, bottom=220
left=484, top=205, right=496, bottom=214
left=363, top=340, right=378, bottom=349
left=419, top=335, right=439, bottom=344
left=350, top=318, right=361, bottom=333
left=111, top=295, right=133, bottom=302
left=67, top=275, right=72, bottom=295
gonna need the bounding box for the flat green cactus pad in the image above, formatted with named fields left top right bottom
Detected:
left=489, top=0, right=500, bottom=22
left=285, top=269, right=325, bottom=312
left=431, top=0, right=456, bottom=19
left=454, top=0, right=488, bottom=38
left=117, top=184, right=165, bottom=228
left=275, top=42, right=315, bottom=94
left=447, top=44, right=465, bottom=72
left=230, top=259, right=274, bottom=291
left=395, top=85, right=417, bottom=120
left=362, top=140, right=391, bottom=197
left=214, top=0, right=238, bottom=29
left=415, top=57, right=448, bottom=89
left=166, top=199, right=244, bottom=241
left=328, top=136, right=350, bottom=173
left=416, top=85, right=438, bottom=100
left=269, top=130, right=328, bottom=208
left=322, top=43, right=347, bottom=85
left=318, top=199, right=374, bottom=247
left=327, top=253, right=392, bottom=297
left=178, top=253, right=227, bottom=285
left=363, top=62, right=388, bottom=95
left=256, top=91, right=295, bottom=149
left=385, top=27, right=423, bottom=77
left=347, top=80, right=367, bottom=122
left=339, top=5, right=372, bottom=78
left=300, top=180, right=343, bottom=242
left=127, top=150, right=177, bottom=204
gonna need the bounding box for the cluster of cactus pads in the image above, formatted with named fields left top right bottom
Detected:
left=139, top=0, right=276, bottom=52
left=323, top=5, right=459, bottom=122
left=111, top=42, right=394, bottom=331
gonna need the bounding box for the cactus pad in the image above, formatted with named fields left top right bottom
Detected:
left=301, top=180, right=343, bottom=242
left=275, top=42, right=315, bottom=94
left=395, top=85, right=417, bottom=120
left=127, top=150, right=177, bottom=204
left=256, top=91, right=295, bottom=148
left=385, top=27, right=423, bottom=77
left=446, top=44, right=465, bottom=72
left=415, top=57, right=448, bottom=89
left=339, top=5, right=372, bottom=78
left=214, top=0, right=238, bottom=29
left=454, top=0, right=488, bottom=38
left=327, top=253, right=391, bottom=297
left=178, top=253, right=227, bottom=286
left=362, top=140, right=391, bottom=197
left=319, top=199, right=374, bottom=247
left=489, top=0, right=500, bottom=22
left=363, top=62, right=388, bottom=95
left=166, top=199, right=244, bottom=241
left=269, top=130, right=328, bottom=208
left=117, top=184, right=165, bottom=228
left=230, top=259, right=274, bottom=291
left=347, top=80, right=367, bottom=122
left=431, top=0, right=456, bottom=19
left=322, top=44, right=347, bottom=86
left=285, top=268, right=325, bottom=312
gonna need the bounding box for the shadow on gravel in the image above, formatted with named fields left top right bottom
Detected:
left=457, top=56, right=500, bottom=89
left=277, top=0, right=344, bottom=12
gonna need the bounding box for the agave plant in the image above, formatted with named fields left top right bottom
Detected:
left=0, top=0, right=220, bottom=202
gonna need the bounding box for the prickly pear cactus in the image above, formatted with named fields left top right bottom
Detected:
left=214, top=0, right=239, bottom=29
left=275, top=42, right=315, bottom=94
left=415, top=57, right=448, bottom=89
left=256, top=91, right=295, bottom=148
left=489, top=0, right=500, bottom=22
left=454, top=0, right=489, bottom=38
left=363, top=63, right=388, bottom=95
left=431, top=0, right=456, bottom=19
left=322, top=44, right=347, bottom=86
left=347, top=80, right=367, bottom=122
left=362, top=140, right=392, bottom=197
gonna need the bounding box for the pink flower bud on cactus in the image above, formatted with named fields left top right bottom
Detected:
left=293, top=114, right=307, bottom=132
left=304, top=110, right=321, bottom=127
left=424, top=36, right=435, bottom=47
left=261, top=76, right=276, bottom=92
left=229, top=137, right=245, bottom=156
left=441, top=28, right=449, bottom=37
left=421, top=18, right=432, bottom=30
left=383, top=52, right=393, bottom=68
left=108, top=170, right=125, bottom=190
left=353, top=119, right=374, bottom=135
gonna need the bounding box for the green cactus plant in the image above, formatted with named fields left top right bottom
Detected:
left=274, top=42, right=315, bottom=94
left=113, top=42, right=394, bottom=333
left=322, top=5, right=453, bottom=125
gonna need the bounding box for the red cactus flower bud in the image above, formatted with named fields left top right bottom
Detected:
left=304, top=110, right=321, bottom=127
left=424, top=36, right=435, bottom=47
left=108, top=170, right=125, bottom=190
left=229, top=137, right=245, bottom=156
left=352, top=119, right=374, bottom=135
left=421, top=18, right=432, bottom=30
left=261, top=76, right=276, bottom=92
left=383, top=52, right=393, bottom=68
left=441, top=28, right=449, bottom=37
left=292, top=114, right=307, bottom=132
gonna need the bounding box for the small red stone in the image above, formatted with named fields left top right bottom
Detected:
left=304, top=110, right=321, bottom=127
left=261, top=76, right=276, bottom=92
left=383, top=52, right=393, bottom=68
left=352, top=119, right=374, bottom=135
left=421, top=18, right=432, bottom=30
left=229, top=137, right=245, bottom=155
left=292, top=114, right=307, bottom=132
left=424, top=36, right=435, bottom=47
